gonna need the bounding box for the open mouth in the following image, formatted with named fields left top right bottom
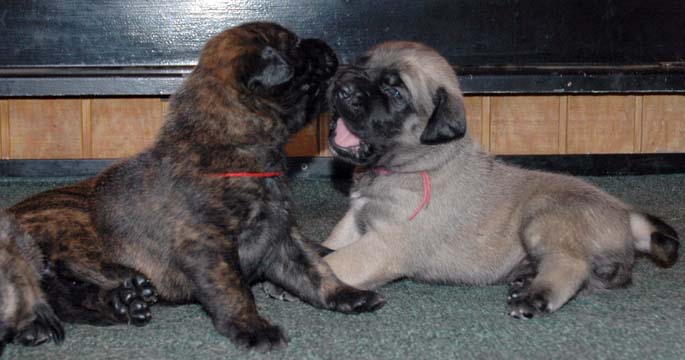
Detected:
left=328, top=116, right=369, bottom=162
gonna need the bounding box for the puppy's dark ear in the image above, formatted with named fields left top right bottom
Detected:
left=246, top=46, right=293, bottom=91
left=420, top=87, right=467, bottom=145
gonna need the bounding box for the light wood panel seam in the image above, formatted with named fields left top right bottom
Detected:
left=81, top=98, right=93, bottom=158
left=634, top=96, right=643, bottom=153
left=0, top=100, right=9, bottom=159
left=558, top=96, right=568, bottom=154
left=481, top=96, right=491, bottom=152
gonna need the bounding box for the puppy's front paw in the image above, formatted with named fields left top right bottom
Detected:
left=507, top=287, right=550, bottom=319
left=327, top=287, right=386, bottom=314
left=14, top=303, right=64, bottom=347
left=229, top=322, right=288, bottom=352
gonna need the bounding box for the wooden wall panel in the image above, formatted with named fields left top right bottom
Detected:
left=567, top=96, right=636, bottom=154
left=463, top=96, right=482, bottom=147
left=490, top=96, right=560, bottom=155
left=91, top=98, right=163, bottom=158
left=642, top=95, right=685, bottom=153
left=285, top=118, right=319, bottom=157
left=2, top=95, right=684, bottom=161
left=9, top=99, right=83, bottom=159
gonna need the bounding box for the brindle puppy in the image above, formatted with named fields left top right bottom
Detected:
left=7, top=22, right=384, bottom=351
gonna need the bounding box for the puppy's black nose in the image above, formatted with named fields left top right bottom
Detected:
left=336, top=83, right=355, bottom=100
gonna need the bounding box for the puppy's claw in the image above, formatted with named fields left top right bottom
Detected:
left=261, top=283, right=298, bottom=302
left=14, top=303, right=64, bottom=346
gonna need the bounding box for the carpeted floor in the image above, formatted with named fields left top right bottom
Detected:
left=1, top=174, right=683, bottom=359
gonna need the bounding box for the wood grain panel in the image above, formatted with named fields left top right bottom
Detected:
left=567, top=96, right=636, bottom=154
left=642, top=95, right=685, bottom=153
left=464, top=96, right=482, bottom=146
left=91, top=98, right=163, bottom=158
left=490, top=96, right=560, bottom=155
left=9, top=99, right=83, bottom=159
left=0, top=100, right=8, bottom=159
left=285, top=117, right=319, bottom=157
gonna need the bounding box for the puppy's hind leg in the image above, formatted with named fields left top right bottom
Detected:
left=43, top=261, right=158, bottom=327
left=507, top=253, right=590, bottom=319
left=508, top=213, right=591, bottom=319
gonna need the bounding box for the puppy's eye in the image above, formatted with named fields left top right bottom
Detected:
left=386, top=87, right=402, bottom=99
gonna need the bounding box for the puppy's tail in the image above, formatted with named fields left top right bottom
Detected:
left=629, top=212, right=680, bottom=268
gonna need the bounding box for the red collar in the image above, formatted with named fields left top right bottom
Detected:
left=374, top=168, right=431, bottom=221
left=206, top=171, right=284, bottom=178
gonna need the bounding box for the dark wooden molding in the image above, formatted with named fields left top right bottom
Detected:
left=1, top=0, right=684, bottom=96
left=1, top=154, right=684, bottom=179
left=3, top=67, right=685, bottom=97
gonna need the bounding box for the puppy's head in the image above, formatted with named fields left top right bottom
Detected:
left=191, top=22, right=338, bottom=138
left=328, top=41, right=466, bottom=166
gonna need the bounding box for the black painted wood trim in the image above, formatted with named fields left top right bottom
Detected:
left=2, top=0, right=685, bottom=96
left=3, top=69, right=685, bottom=97
left=1, top=155, right=684, bottom=179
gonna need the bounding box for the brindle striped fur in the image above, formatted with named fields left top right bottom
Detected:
left=5, top=22, right=384, bottom=351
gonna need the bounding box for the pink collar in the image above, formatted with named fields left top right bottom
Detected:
left=374, top=168, right=431, bottom=221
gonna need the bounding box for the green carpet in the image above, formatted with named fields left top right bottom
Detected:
left=1, top=175, right=683, bottom=360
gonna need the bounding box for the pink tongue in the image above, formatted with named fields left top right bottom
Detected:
left=334, top=118, right=361, bottom=148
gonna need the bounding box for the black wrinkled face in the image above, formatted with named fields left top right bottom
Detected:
left=327, top=63, right=414, bottom=166
left=236, top=23, right=339, bottom=134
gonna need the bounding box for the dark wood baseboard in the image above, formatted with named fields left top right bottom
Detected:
left=0, top=154, right=684, bottom=179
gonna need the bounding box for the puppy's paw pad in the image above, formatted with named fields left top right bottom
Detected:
left=109, top=272, right=157, bottom=326
left=327, top=288, right=386, bottom=314
left=507, top=290, right=550, bottom=319
left=14, top=304, right=64, bottom=346
left=231, top=324, right=288, bottom=352
left=128, top=299, right=152, bottom=326
left=122, top=273, right=158, bottom=304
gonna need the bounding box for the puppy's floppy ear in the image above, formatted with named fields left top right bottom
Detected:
left=246, top=46, right=293, bottom=91
left=420, top=87, right=467, bottom=145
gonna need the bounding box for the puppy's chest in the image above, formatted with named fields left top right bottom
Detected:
left=349, top=175, right=414, bottom=228
left=226, top=179, right=292, bottom=237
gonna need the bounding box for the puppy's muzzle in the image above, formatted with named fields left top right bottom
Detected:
left=332, top=69, right=369, bottom=112
left=334, top=82, right=361, bottom=105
